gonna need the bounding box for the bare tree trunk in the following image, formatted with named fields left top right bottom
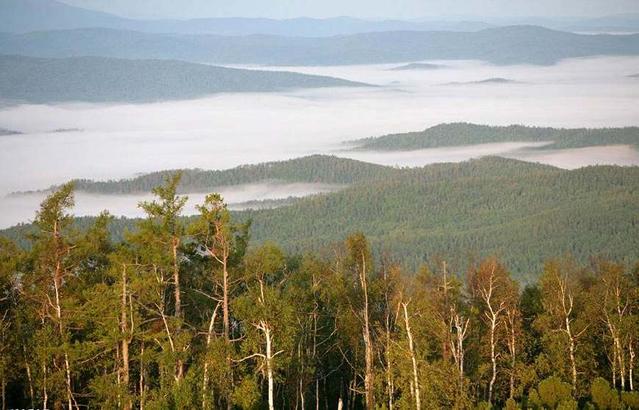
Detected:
left=611, top=341, right=617, bottom=389
left=565, top=316, right=577, bottom=391
left=202, top=303, right=220, bottom=409
left=618, top=338, right=626, bottom=390
left=43, top=363, right=48, bottom=410
left=629, top=340, right=635, bottom=391
left=479, top=268, right=505, bottom=405
left=450, top=311, right=469, bottom=394
left=54, top=259, right=75, bottom=410
left=139, top=342, right=145, bottom=410
left=120, top=264, right=132, bottom=410
left=23, top=345, right=35, bottom=407
left=264, top=323, right=275, bottom=410
left=506, top=308, right=517, bottom=399
left=337, top=397, right=343, bottom=410
left=360, top=254, right=374, bottom=410
left=402, top=302, right=421, bottom=410
left=171, top=237, right=184, bottom=382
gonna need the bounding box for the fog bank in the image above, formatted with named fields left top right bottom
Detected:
left=1, top=56, right=638, bottom=226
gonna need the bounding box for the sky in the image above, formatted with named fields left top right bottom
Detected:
left=58, top=0, right=639, bottom=20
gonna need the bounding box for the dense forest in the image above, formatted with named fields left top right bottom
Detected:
left=352, top=123, right=639, bottom=151
left=1, top=173, right=638, bottom=409
left=5, top=157, right=638, bottom=280
left=25, top=155, right=395, bottom=196
left=238, top=157, right=639, bottom=280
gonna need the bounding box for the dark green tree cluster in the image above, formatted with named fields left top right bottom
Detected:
left=354, top=123, right=639, bottom=151
left=1, top=175, right=638, bottom=409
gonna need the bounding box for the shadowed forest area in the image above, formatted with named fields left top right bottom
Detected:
left=1, top=174, right=637, bottom=409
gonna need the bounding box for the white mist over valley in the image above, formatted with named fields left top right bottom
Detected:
left=1, top=56, right=638, bottom=227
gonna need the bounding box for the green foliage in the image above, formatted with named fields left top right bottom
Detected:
left=1, top=175, right=638, bottom=409
left=353, top=123, right=639, bottom=151
left=537, top=376, right=573, bottom=409
left=57, top=154, right=395, bottom=194
left=591, top=378, right=620, bottom=410
left=621, top=391, right=639, bottom=409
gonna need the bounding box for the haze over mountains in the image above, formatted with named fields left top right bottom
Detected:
left=1, top=25, right=638, bottom=66
left=0, top=55, right=365, bottom=104
left=3, top=0, right=639, bottom=35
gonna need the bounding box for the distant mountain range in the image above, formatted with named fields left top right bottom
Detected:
left=3, top=0, right=639, bottom=36
left=0, top=55, right=365, bottom=104
left=1, top=25, right=638, bottom=66
left=0, top=0, right=492, bottom=35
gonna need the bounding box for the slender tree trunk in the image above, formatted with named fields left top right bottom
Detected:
left=202, top=303, right=220, bottom=409
left=172, top=237, right=184, bottom=382
left=488, top=319, right=497, bottom=404
left=120, top=264, right=132, bottom=410
left=360, top=254, right=374, bottom=410
left=402, top=302, right=421, bottom=410
left=23, top=345, right=35, bottom=408
left=618, top=337, right=626, bottom=390
left=565, top=316, right=577, bottom=391
left=337, top=397, right=343, bottom=410
left=1, top=375, right=5, bottom=410
left=43, top=363, right=48, bottom=410
left=53, top=258, right=75, bottom=410
left=264, top=323, right=275, bottom=410
left=139, top=342, right=145, bottom=410
left=629, top=340, right=635, bottom=391
left=611, top=340, right=617, bottom=389
left=220, top=253, right=233, bottom=410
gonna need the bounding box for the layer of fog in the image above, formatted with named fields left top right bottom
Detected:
left=0, top=182, right=342, bottom=229
left=1, top=56, right=638, bottom=226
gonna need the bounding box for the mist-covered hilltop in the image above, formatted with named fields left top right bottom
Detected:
left=23, top=155, right=396, bottom=195
left=351, top=123, right=639, bottom=151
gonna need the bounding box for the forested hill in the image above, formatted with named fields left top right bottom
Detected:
left=4, top=157, right=637, bottom=281
left=0, top=55, right=365, bottom=104
left=351, top=122, right=639, bottom=151
left=239, top=157, right=639, bottom=281
left=22, top=155, right=398, bottom=195
left=1, top=26, right=638, bottom=66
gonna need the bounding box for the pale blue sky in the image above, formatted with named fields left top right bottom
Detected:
left=59, top=0, right=639, bottom=19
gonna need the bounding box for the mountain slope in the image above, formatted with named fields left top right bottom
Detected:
left=0, top=55, right=365, bottom=104
left=238, top=157, right=639, bottom=280
left=1, top=26, right=638, bottom=65
left=0, top=0, right=129, bottom=33
left=352, top=123, right=639, bottom=151
left=3, top=158, right=637, bottom=280
left=23, top=155, right=398, bottom=194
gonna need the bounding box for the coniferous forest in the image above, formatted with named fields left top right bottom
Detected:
left=1, top=174, right=638, bottom=409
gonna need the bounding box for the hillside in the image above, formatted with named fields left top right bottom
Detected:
left=0, top=55, right=364, bottom=104
left=352, top=123, right=639, bottom=151
left=237, top=157, right=639, bottom=280
left=1, top=26, right=638, bottom=66
left=21, top=155, right=398, bottom=195
left=4, top=157, right=637, bottom=280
